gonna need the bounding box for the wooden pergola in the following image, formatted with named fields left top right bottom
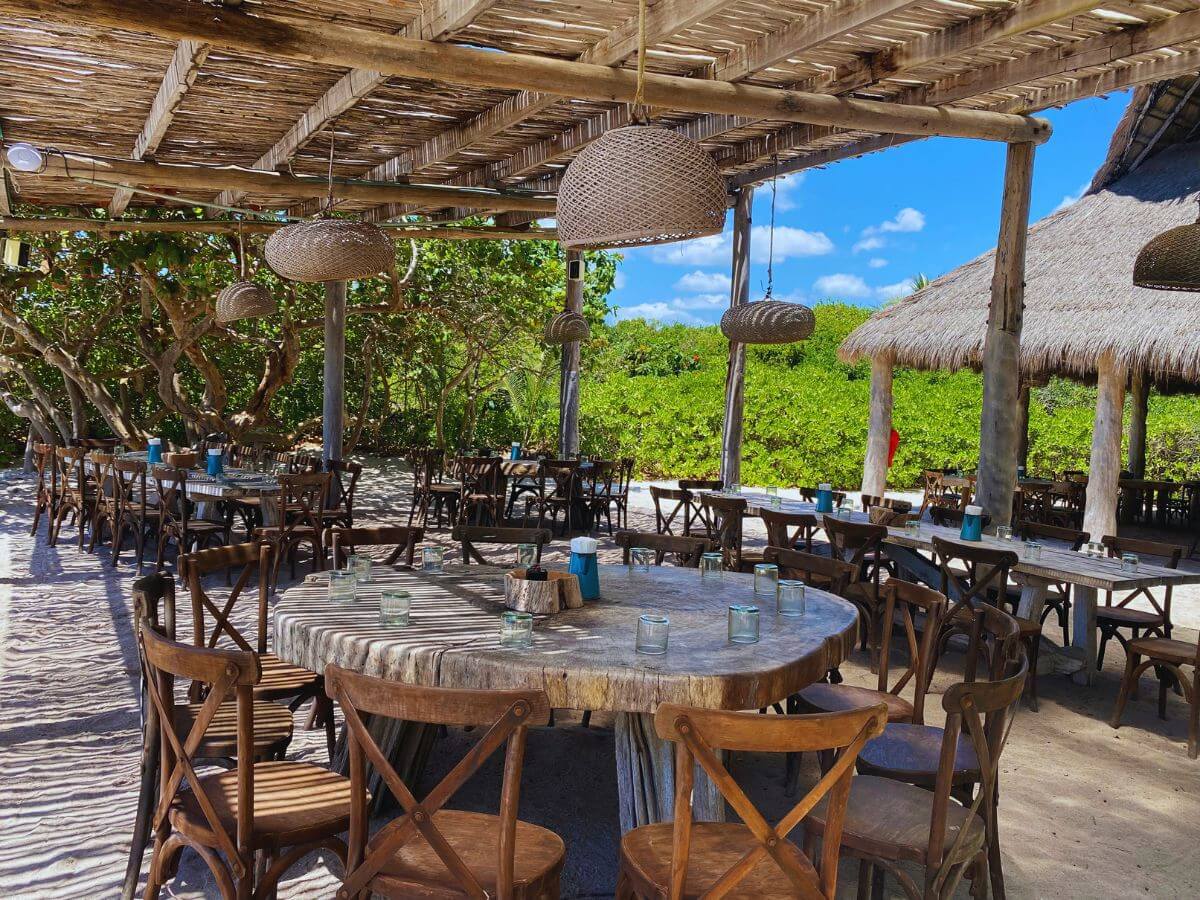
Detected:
left=3, top=0, right=1199, bottom=502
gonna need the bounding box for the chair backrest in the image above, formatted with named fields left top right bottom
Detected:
left=540, top=459, right=579, bottom=500
left=649, top=486, right=690, bottom=536
left=1100, top=534, right=1183, bottom=619
left=1015, top=520, right=1088, bottom=550
left=928, top=506, right=993, bottom=530
left=139, top=625, right=261, bottom=875
left=678, top=478, right=722, bottom=491
left=33, top=441, right=56, bottom=496
left=614, top=531, right=714, bottom=567
left=582, top=459, right=617, bottom=501
left=133, top=570, right=177, bottom=640
left=653, top=702, right=888, bottom=899
left=114, top=456, right=151, bottom=518
left=152, top=464, right=199, bottom=539
left=877, top=579, right=948, bottom=725
left=861, top=494, right=913, bottom=515
left=458, top=456, right=502, bottom=496
left=800, top=486, right=847, bottom=505
left=329, top=526, right=424, bottom=568
left=763, top=546, right=856, bottom=597
left=759, top=508, right=820, bottom=553
left=325, top=458, right=363, bottom=513
left=932, top=538, right=1021, bottom=679
left=925, top=652, right=1028, bottom=896
left=451, top=525, right=553, bottom=565
left=90, top=450, right=118, bottom=503
left=270, top=472, right=331, bottom=540
left=55, top=446, right=87, bottom=499
left=823, top=517, right=887, bottom=588
left=614, top=457, right=635, bottom=497
left=699, top=493, right=747, bottom=569
left=326, top=665, right=551, bottom=899
left=183, top=541, right=272, bottom=656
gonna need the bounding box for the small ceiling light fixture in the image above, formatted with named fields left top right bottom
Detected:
left=1133, top=197, right=1200, bottom=292
left=4, top=142, right=45, bottom=173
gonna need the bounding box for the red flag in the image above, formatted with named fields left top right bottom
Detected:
left=887, top=428, right=900, bottom=468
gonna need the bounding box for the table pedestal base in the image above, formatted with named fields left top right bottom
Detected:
left=331, top=715, right=437, bottom=813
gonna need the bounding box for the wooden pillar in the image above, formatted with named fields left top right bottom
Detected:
left=559, top=250, right=584, bottom=457
left=322, top=280, right=347, bottom=465
left=975, top=142, right=1035, bottom=528
left=1016, top=382, right=1031, bottom=470
left=861, top=353, right=894, bottom=498
left=1127, top=368, right=1148, bottom=478
left=719, top=187, right=752, bottom=487
left=1084, top=353, right=1128, bottom=539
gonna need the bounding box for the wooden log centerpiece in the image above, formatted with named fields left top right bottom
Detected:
left=504, top=569, right=583, bottom=615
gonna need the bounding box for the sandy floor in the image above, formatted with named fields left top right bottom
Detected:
left=1, top=459, right=1198, bottom=898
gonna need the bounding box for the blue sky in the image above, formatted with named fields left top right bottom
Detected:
left=605, top=92, right=1131, bottom=324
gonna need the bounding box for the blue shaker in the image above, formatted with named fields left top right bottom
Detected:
left=568, top=536, right=600, bottom=601
left=960, top=504, right=983, bottom=541
left=206, top=447, right=224, bottom=476
left=511, top=441, right=521, bottom=460
left=147, top=438, right=162, bottom=465
left=816, top=482, right=834, bottom=514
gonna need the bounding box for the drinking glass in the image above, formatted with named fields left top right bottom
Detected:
left=753, top=563, right=779, bottom=596
left=630, top=547, right=654, bottom=573
left=728, top=604, right=760, bottom=644
left=1084, top=541, right=1105, bottom=559
left=1024, top=540, right=1042, bottom=561
left=516, top=543, right=538, bottom=568
left=700, top=552, right=723, bottom=579
left=500, top=611, right=533, bottom=649
left=995, top=525, right=1012, bottom=542
left=347, top=553, right=372, bottom=584
left=328, top=570, right=357, bottom=604
left=423, top=546, right=445, bottom=573
left=636, top=613, right=669, bottom=655
left=904, top=519, right=921, bottom=536
left=777, top=579, right=806, bottom=617
left=768, top=495, right=783, bottom=510
left=379, top=590, right=412, bottom=626
left=1121, top=552, right=1139, bottom=573
left=765, top=485, right=779, bottom=498
left=729, top=483, right=741, bottom=494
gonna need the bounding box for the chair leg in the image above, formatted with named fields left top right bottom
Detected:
left=1189, top=670, right=1199, bottom=759
left=1110, top=652, right=1139, bottom=728
left=121, top=728, right=159, bottom=900
left=1157, top=666, right=1170, bottom=720
left=1024, top=634, right=1040, bottom=712
left=1096, top=625, right=1112, bottom=671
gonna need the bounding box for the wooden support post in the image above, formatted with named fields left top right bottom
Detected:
left=861, top=353, right=894, bottom=498
left=1016, top=382, right=1031, bottom=470
left=975, top=142, right=1035, bottom=528
left=323, top=281, right=347, bottom=465
left=1128, top=368, right=1148, bottom=478
left=559, top=249, right=583, bottom=457
left=1084, top=353, right=1128, bottom=540
left=719, top=188, right=752, bottom=487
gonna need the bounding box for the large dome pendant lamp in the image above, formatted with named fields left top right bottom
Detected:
left=215, top=224, right=276, bottom=324
left=264, top=134, right=394, bottom=283
left=1133, top=196, right=1200, bottom=291
left=720, top=155, right=815, bottom=344
left=555, top=0, right=728, bottom=250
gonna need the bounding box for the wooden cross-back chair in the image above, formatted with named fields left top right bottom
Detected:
left=823, top=517, right=888, bottom=660
left=87, top=451, right=120, bottom=554
left=678, top=479, right=721, bottom=535
left=928, top=506, right=992, bottom=530
left=762, top=546, right=855, bottom=598
left=522, top=459, right=580, bottom=535
left=700, top=493, right=762, bottom=572
left=408, top=446, right=460, bottom=528
left=30, top=440, right=57, bottom=538
left=255, top=470, right=330, bottom=588
left=1096, top=534, right=1184, bottom=670
left=322, top=458, right=363, bottom=529
left=138, top=627, right=352, bottom=900
left=918, top=470, right=957, bottom=518
left=152, top=465, right=228, bottom=568
left=861, top=495, right=913, bottom=515
left=582, top=459, right=621, bottom=535
left=1014, top=520, right=1088, bottom=644
left=329, top=525, right=425, bottom=570
left=326, top=666, right=565, bottom=899
left=451, top=525, right=553, bottom=566
left=649, top=486, right=691, bottom=536
left=808, top=651, right=1029, bottom=900
left=612, top=457, right=635, bottom=531
left=799, top=486, right=848, bottom=506
left=49, top=445, right=90, bottom=548
left=183, top=541, right=335, bottom=757
left=616, top=703, right=888, bottom=900
left=759, top=508, right=821, bottom=554
left=614, top=530, right=714, bottom=567
left=111, top=456, right=161, bottom=573
left=456, top=456, right=505, bottom=526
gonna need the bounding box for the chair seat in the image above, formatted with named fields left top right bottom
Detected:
left=171, top=761, right=353, bottom=850
left=372, top=809, right=564, bottom=898
left=254, top=653, right=321, bottom=701
left=1016, top=616, right=1041, bottom=637
left=1097, top=606, right=1165, bottom=628
left=807, top=775, right=985, bottom=865
left=620, top=821, right=811, bottom=899
left=856, top=723, right=980, bottom=786
left=1129, top=636, right=1199, bottom=666
left=174, top=698, right=294, bottom=758
left=798, top=683, right=915, bottom=723
left=257, top=524, right=318, bottom=538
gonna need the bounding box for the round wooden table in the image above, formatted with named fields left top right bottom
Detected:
left=274, top=563, right=857, bottom=831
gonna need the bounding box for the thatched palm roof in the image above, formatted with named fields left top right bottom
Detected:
left=840, top=104, right=1200, bottom=385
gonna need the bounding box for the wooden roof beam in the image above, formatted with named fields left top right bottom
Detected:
left=214, top=0, right=501, bottom=208
left=108, top=39, right=209, bottom=216
left=13, top=0, right=1049, bottom=143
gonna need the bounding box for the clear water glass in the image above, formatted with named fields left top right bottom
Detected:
left=1084, top=541, right=1105, bottom=559
left=753, top=563, right=779, bottom=596
left=636, top=613, right=669, bottom=655
left=728, top=604, right=760, bottom=644
left=500, top=611, right=533, bottom=649
left=328, top=570, right=357, bottom=603
left=768, top=495, right=783, bottom=510
left=995, top=525, right=1012, bottom=542
left=1121, top=552, right=1140, bottom=573
left=630, top=547, right=654, bottom=573
left=379, top=590, right=412, bottom=626
left=904, top=519, right=921, bottom=536
left=729, top=483, right=741, bottom=494
left=777, top=579, right=806, bottom=617
left=700, top=552, right=723, bottom=579
left=516, top=543, right=538, bottom=568
left=347, top=553, right=372, bottom=584
left=423, top=546, right=445, bottom=573
left=765, top=485, right=779, bottom=498
left=1024, top=540, right=1042, bottom=561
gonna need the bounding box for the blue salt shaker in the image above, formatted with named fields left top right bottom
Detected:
left=568, top=536, right=600, bottom=601
left=147, top=438, right=162, bottom=464
left=510, top=441, right=521, bottom=460
left=206, top=447, right=224, bottom=476
left=816, top=482, right=834, bottom=514
left=960, top=504, right=983, bottom=541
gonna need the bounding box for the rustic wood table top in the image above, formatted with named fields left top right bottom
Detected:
left=274, top=563, right=858, bottom=714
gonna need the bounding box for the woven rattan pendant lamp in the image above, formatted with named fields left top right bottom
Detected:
left=1133, top=199, right=1200, bottom=291
left=216, top=226, right=276, bottom=323
left=555, top=1, right=728, bottom=250
left=721, top=157, right=815, bottom=344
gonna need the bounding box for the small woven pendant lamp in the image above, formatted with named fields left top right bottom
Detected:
left=1133, top=198, right=1200, bottom=291
left=555, top=0, right=728, bottom=250
left=216, top=225, right=276, bottom=323
left=544, top=310, right=591, bottom=344
left=721, top=156, right=815, bottom=344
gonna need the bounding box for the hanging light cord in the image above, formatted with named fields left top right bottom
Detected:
left=632, top=0, right=648, bottom=123
left=765, top=153, right=779, bottom=300
left=323, top=131, right=337, bottom=216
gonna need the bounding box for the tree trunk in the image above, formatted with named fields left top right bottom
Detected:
left=1084, top=354, right=1128, bottom=540
left=861, top=354, right=893, bottom=497
left=64, top=373, right=89, bottom=440
left=1127, top=368, right=1148, bottom=478
left=559, top=249, right=583, bottom=457
left=720, top=187, right=752, bottom=487
left=323, top=281, right=348, bottom=465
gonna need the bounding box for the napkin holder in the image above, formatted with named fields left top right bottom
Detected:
left=504, top=569, right=583, bottom=615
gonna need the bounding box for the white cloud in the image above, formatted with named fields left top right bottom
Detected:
left=611, top=301, right=706, bottom=326
left=674, top=292, right=728, bottom=310
left=868, top=257, right=888, bottom=269
left=852, top=235, right=885, bottom=254
left=675, top=270, right=731, bottom=294
left=773, top=172, right=805, bottom=212
left=646, top=225, right=833, bottom=266
left=1053, top=183, right=1088, bottom=214
left=613, top=270, right=627, bottom=290
left=648, top=233, right=731, bottom=266
left=877, top=207, right=926, bottom=233
left=875, top=278, right=918, bottom=300
left=813, top=273, right=871, bottom=299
